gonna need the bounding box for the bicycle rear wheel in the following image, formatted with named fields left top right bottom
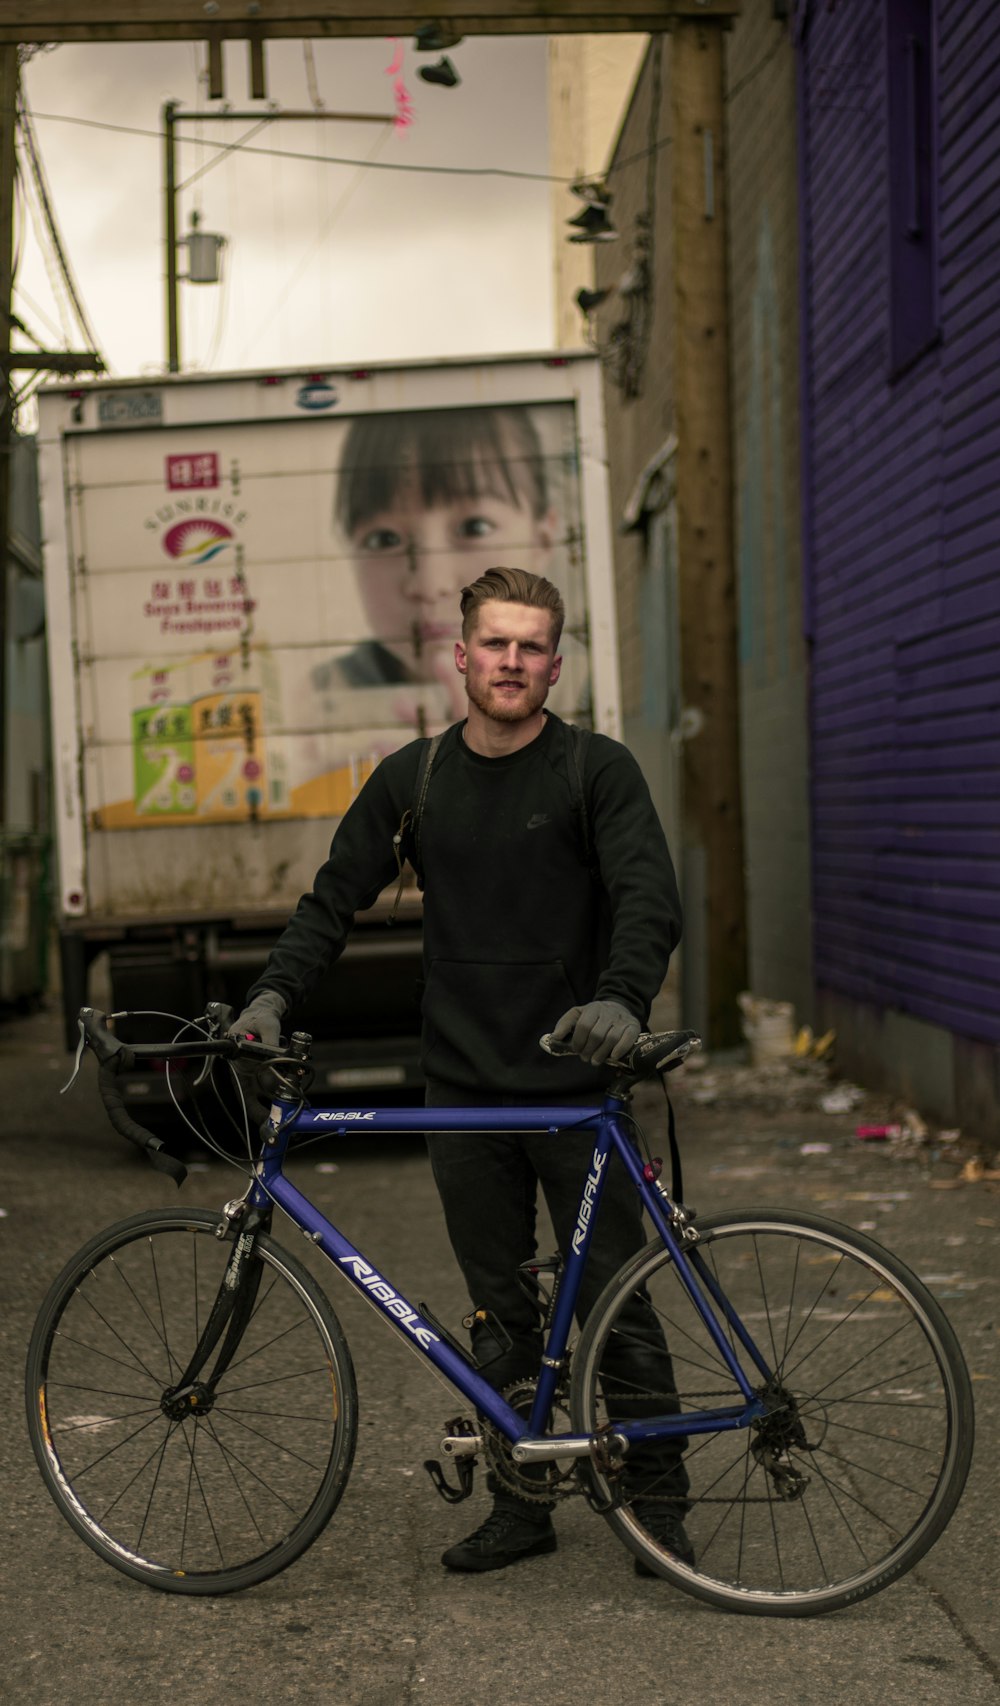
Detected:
left=570, top=1209, right=973, bottom=1615
left=26, top=1208, right=358, bottom=1595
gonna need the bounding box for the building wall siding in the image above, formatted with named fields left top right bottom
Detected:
left=802, top=0, right=1000, bottom=1108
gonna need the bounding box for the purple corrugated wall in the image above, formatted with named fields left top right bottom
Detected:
left=801, top=0, right=1000, bottom=1046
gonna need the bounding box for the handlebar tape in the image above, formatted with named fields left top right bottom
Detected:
left=97, top=1061, right=187, bottom=1188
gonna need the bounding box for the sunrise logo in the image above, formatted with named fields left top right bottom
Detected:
left=162, top=518, right=234, bottom=564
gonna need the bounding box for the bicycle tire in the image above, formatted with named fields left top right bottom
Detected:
left=26, top=1207, right=358, bottom=1595
left=570, top=1208, right=973, bottom=1616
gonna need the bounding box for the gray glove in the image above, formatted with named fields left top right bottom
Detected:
left=229, top=989, right=286, bottom=1048
left=551, top=999, right=641, bottom=1067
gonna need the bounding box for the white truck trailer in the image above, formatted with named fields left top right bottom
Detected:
left=37, top=352, right=621, bottom=1096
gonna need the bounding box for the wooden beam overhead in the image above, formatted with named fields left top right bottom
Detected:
left=2, top=351, right=105, bottom=370
left=0, top=2, right=741, bottom=47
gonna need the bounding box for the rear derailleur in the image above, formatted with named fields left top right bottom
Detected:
left=750, top=1379, right=813, bottom=1500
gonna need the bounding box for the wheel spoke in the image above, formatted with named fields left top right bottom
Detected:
left=27, top=1212, right=357, bottom=1592
left=570, top=1213, right=971, bottom=1614
left=70, top=1281, right=165, bottom=1386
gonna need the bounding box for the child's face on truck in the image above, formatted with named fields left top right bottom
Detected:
left=351, top=480, right=556, bottom=652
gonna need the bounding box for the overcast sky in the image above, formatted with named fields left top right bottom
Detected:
left=17, top=35, right=554, bottom=381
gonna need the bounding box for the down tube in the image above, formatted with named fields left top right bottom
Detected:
left=265, top=1170, right=525, bottom=1440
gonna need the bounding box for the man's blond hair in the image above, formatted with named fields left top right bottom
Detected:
left=459, top=566, right=565, bottom=646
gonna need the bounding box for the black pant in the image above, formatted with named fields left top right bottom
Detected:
left=425, top=1081, right=688, bottom=1501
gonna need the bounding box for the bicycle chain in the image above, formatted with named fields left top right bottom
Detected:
left=481, top=1379, right=581, bottom=1504
left=482, top=1382, right=743, bottom=1504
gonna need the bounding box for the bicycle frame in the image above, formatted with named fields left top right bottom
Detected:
left=252, top=1091, right=769, bottom=1457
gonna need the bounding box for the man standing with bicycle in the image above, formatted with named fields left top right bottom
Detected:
left=233, top=565, right=691, bottom=1575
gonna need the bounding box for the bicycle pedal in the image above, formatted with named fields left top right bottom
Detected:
left=423, top=1455, right=476, bottom=1505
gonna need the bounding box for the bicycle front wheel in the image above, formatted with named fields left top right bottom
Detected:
left=570, top=1209, right=973, bottom=1615
left=26, top=1208, right=358, bottom=1595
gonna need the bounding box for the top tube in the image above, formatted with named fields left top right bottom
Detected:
left=284, top=1103, right=608, bottom=1136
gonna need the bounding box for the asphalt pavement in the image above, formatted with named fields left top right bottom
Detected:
left=2, top=1000, right=998, bottom=1706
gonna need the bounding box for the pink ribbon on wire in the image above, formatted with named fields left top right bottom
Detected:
left=385, top=38, right=415, bottom=131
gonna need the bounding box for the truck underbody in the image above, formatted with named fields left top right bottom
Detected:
left=58, top=890, right=425, bottom=1103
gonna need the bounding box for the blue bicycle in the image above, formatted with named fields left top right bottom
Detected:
left=26, top=1005, right=973, bottom=1615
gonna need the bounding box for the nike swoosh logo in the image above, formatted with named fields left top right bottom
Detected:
left=527, top=814, right=550, bottom=829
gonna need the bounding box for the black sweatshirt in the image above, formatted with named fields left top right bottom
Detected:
left=248, top=713, right=682, bottom=1095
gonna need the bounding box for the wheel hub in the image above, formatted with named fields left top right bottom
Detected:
left=750, top=1380, right=813, bottom=1500
left=160, top=1381, right=215, bottom=1422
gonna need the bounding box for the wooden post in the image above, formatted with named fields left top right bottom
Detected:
left=670, top=16, right=747, bottom=1048
left=164, top=100, right=179, bottom=373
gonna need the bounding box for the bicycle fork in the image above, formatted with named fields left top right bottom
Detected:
left=158, top=1203, right=270, bottom=1422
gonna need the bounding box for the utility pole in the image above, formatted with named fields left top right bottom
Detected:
left=0, top=52, right=102, bottom=829
left=163, top=105, right=391, bottom=374
left=165, top=100, right=180, bottom=373
left=670, top=12, right=747, bottom=1049
left=0, top=43, right=18, bottom=827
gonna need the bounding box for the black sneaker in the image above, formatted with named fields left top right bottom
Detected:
left=441, top=1504, right=557, bottom=1573
left=631, top=1501, right=695, bottom=1577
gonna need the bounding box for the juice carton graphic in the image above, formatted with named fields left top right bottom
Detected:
left=130, top=651, right=288, bottom=823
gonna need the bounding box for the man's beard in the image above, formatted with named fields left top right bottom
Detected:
left=464, top=673, right=550, bottom=723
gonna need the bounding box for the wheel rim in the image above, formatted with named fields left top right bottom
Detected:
left=33, top=1217, right=348, bottom=1584
left=577, top=1218, right=968, bottom=1609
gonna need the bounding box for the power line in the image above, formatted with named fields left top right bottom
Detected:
left=17, top=91, right=104, bottom=359
left=725, top=28, right=787, bottom=103
left=231, top=121, right=392, bottom=367
left=177, top=116, right=276, bottom=193
left=28, top=105, right=672, bottom=190
left=29, top=107, right=568, bottom=183
left=12, top=278, right=65, bottom=347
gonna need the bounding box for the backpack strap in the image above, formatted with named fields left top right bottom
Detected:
left=412, top=729, right=444, bottom=873
left=388, top=732, right=443, bottom=924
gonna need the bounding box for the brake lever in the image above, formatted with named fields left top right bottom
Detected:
left=192, top=1003, right=236, bottom=1087
left=61, top=1005, right=137, bottom=1093
left=205, top=1000, right=234, bottom=1033
left=60, top=1017, right=88, bottom=1095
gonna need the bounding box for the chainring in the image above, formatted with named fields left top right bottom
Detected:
left=481, top=1378, right=581, bottom=1504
